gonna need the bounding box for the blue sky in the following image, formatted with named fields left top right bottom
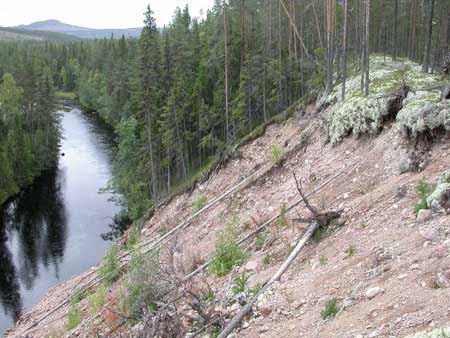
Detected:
left=0, top=0, right=215, bottom=28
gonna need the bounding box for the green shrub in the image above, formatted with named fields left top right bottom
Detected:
left=415, top=179, right=432, bottom=215
left=255, top=231, right=267, bottom=251
left=210, top=217, right=248, bottom=277
left=278, top=203, right=288, bottom=227
left=192, top=194, right=208, bottom=211
left=313, top=227, right=326, bottom=242
left=202, top=289, right=216, bottom=303
left=319, top=255, right=328, bottom=266
left=345, top=245, right=356, bottom=258
left=270, top=145, right=283, bottom=165
left=98, top=244, right=121, bottom=285
left=263, top=253, right=271, bottom=265
left=120, top=249, right=169, bottom=320
left=88, top=284, right=107, bottom=316
left=232, top=273, right=249, bottom=295
left=125, top=225, right=140, bottom=250
left=67, top=304, right=82, bottom=330
left=71, top=289, right=88, bottom=305
left=321, top=298, right=338, bottom=319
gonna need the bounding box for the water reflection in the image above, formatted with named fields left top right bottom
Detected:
left=0, top=167, right=67, bottom=317
left=3, top=167, right=67, bottom=289
left=0, top=222, right=22, bottom=321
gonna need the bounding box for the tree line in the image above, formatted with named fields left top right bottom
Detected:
left=0, top=0, right=447, bottom=217
left=0, top=44, right=59, bottom=205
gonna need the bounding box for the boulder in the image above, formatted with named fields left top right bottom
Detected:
left=365, top=286, right=383, bottom=300
left=416, top=209, right=432, bottom=223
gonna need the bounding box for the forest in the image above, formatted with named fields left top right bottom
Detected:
left=0, top=0, right=448, bottom=218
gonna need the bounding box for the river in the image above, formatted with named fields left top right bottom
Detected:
left=0, top=105, right=121, bottom=335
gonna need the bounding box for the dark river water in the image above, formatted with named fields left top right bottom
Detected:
left=0, top=106, right=121, bottom=335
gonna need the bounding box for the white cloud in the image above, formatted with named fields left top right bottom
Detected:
left=0, top=0, right=215, bottom=29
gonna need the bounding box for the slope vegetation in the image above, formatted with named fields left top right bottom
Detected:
left=6, top=57, right=450, bottom=338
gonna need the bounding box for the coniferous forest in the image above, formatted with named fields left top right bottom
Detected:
left=0, top=0, right=449, bottom=218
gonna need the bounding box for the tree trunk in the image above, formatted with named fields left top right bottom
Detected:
left=392, top=0, right=398, bottom=60
left=422, top=0, right=435, bottom=73
left=223, top=2, right=230, bottom=142
left=364, top=0, right=371, bottom=96
left=341, top=0, right=349, bottom=100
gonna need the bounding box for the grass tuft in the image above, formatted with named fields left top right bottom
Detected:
left=321, top=298, right=338, bottom=319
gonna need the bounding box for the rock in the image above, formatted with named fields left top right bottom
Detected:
left=435, top=273, right=450, bottom=288
left=241, top=321, right=250, bottom=329
left=258, top=325, right=269, bottom=333
left=433, top=245, right=448, bottom=258
left=228, top=302, right=240, bottom=313
left=365, top=286, right=383, bottom=299
left=245, top=260, right=260, bottom=272
left=259, top=306, right=272, bottom=317
left=416, top=209, right=432, bottom=223
left=420, top=229, right=437, bottom=241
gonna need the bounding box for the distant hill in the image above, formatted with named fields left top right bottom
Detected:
left=16, top=20, right=142, bottom=39
left=0, top=27, right=81, bottom=42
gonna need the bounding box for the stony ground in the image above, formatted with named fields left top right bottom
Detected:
left=6, top=64, right=450, bottom=338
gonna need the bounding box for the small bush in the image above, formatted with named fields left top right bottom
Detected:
left=88, top=284, right=107, bottom=315
left=67, top=304, right=82, bottom=330
left=313, top=227, right=326, bottom=242
left=192, top=194, right=208, bottom=211
left=321, top=298, right=338, bottom=319
left=98, top=244, right=121, bottom=285
left=120, top=249, right=169, bottom=320
left=232, top=273, right=249, bottom=295
left=278, top=203, right=288, bottom=227
left=255, top=231, right=267, bottom=251
left=125, top=225, right=140, bottom=250
left=415, top=179, right=432, bottom=215
left=263, top=253, right=271, bottom=265
left=270, top=145, right=283, bottom=165
left=71, top=290, right=88, bottom=305
left=345, top=245, right=356, bottom=257
left=210, top=217, right=248, bottom=277
left=319, top=255, right=328, bottom=266
left=202, top=289, right=216, bottom=303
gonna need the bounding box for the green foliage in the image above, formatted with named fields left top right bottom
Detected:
left=0, top=72, right=59, bottom=205
left=98, top=244, right=121, bottom=285
left=313, top=227, right=326, bottom=242
left=345, top=245, right=356, bottom=258
left=67, top=304, right=82, bottom=330
left=415, top=179, right=432, bottom=215
left=125, top=225, right=140, bottom=250
left=88, top=284, right=107, bottom=316
left=71, top=290, right=88, bottom=305
left=232, top=273, right=249, bottom=295
left=278, top=203, right=288, bottom=227
left=119, top=248, right=169, bottom=320
left=321, top=298, right=338, bottom=320
left=255, top=231, right=267, bottom=251
left=270, top=145, right=283, bottom=165
left=210, top=216, right=248, bottom=277
left=192, top=194, right=207, bottom=211
left=263, top=253, right=271, bottom=265
left=319, top=255, right=328, bottom=266
left=55, top=91, right=77, bottom=100
left=202, top=289, right=216, bottom=303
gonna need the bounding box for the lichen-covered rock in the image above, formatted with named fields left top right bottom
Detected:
left=325, top=56, right=446, bottom=144
left=426, top=171, right=450, bottom=212
left=405, top=327, right=450, bottom=338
